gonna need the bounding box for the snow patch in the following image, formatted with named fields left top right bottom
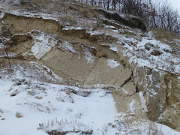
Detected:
left=88, top=30, right=104, bottom=36
left=84, top=49, right=95, bottom=64
left=110, top=45, right=118, bottom=52
left=0, top=52, right=17, bottom=58
left=61, top=41, right=76, bottom=53
left=139, top=92, right=148, bottom=112
left=31, top=32, right=58, bottom=59
left=0, top=11, right=5, bottom=19
left=107, top=59, right=120, bottom=68
left=62, top=26, right=84, bottom=31
left=104, top=25, right=116, bottom=29
left=156, top=123, right=180, bottom=135
left=129, top=100, right=136, bottom=113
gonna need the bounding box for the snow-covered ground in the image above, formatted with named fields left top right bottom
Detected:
left=0, top=66, right=117, bottom=135
left=0, top=80, right=116, bottom=135
left=0, top=63, right=179, bottom=135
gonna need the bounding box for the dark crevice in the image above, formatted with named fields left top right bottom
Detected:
left=120, top=72, right=133, bottom=87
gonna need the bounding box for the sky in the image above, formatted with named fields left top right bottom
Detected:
left=169, top=0, right=180, bottom=10
left=152, top=0, right=180, bottom=15
left=166, top=0, right=180, bottom=14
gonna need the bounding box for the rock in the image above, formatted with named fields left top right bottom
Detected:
left=76, top=90, right=91, bottom=97
left=144, top=43, right=153, bottom=51
left=133, top=66, right=180, bottom=130
left=6, top=34, right=32, bottom=46
left=16, top=112, right=23, bottom=118
left=10, top=89, right=19, bottom=96
left=150, top=49, right=163, bottom=56
left=0, top=25, right=12, bottom=38
left=35, top=96, right=43, bottom=100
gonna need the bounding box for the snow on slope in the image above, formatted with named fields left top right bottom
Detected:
left=123, top=35, right=180, bottom=74
left=0, top=63, right=117, bottom=135
left=89, top=26, right=180, bottom=74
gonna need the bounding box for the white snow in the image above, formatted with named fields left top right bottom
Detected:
left=0, top=62, right=61, bottom=83
left=88, top=30, right=104, bottom=36
left=62, top=26, right=84, bottom=31
left=105, top=112, right=180, bottom=135
left=104, top=25, right=116, bottom=29
left=0, top=67, right=117, bottom=135
left=107, top=59, right=120, bottom=68
left=61, top=41, right=76, bottom=53
left=101, top=27, right=180, bottom=74
left=124, top=37, right=180, bottom=73
left=0, top=3, right=60, bottom=21
left=156, top=123, right=180, bottom=135
left=129, top=100, right=136, bottom=113
left=131, top=121, right=180, bottom=135
left=0, top=42, right=5, bottom=49
left=110, top=45, right=118, bottom=52
left=0, top=52, right=17, bottom=58
left=139, top=92, right=148, bottom=112
left=0, top=11, right=5, bottom=19
left=1, top=0, right=21, bottom=5
left=31, top=32, right=57, bottom=59
left=0, top=79, right=13, bottom=90
left=84, top=49, right=95, bottom=64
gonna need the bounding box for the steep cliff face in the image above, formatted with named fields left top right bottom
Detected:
left=133, top=66, right=180, bottom=130
left=0, top=0, right=180, bottom=134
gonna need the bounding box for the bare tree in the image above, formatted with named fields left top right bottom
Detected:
left=79, top=0, right=180, bottom=33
